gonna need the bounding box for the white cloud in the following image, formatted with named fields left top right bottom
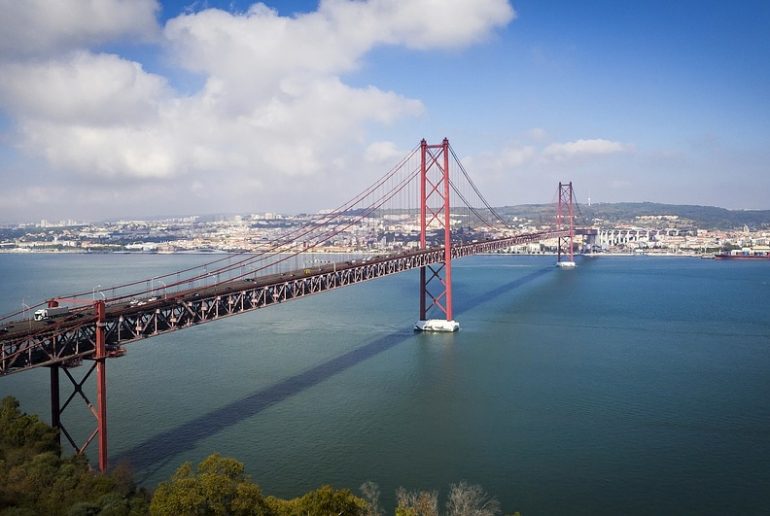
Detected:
left=163, top=0, right=513, bottom=110
left=543, top=138, right=631, bottom=160
left=318, top=0, right=515, bottom=50
left=0, top=0, right=515, bottom=219
left=365, top=141, right=403, bottom=163
left=499, top=144, right=537, bottom=168
left=19, top=121, right=179, bottom=179
left=464, top=137, right=631, bottom=177
left=0, top=52, right=169, bottom=125
left=457, top=136, right=635, bottom=206
left=0, top=0, right=160, bottom=57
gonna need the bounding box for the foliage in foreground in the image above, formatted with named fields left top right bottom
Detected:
left=150, top=454, right=368, bottom=515
left=394, top=483, right=505, bottom=516
left=0, top=396, right=149, bottom=515
left=151, top=460, right=506, bottom=516
left=1, top=396, right=511, bottom=515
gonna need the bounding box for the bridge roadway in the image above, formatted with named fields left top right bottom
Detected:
left=0, top=229, right=593, bottom=376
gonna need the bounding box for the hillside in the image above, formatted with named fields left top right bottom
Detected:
left=497, top=202, right=770, bottom=230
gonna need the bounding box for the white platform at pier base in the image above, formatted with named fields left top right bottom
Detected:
left=415, top=319, right=460, bottom=332
left=556, top=261, right=576, bottom=268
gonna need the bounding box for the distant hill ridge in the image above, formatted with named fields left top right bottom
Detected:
left=497, top=202, right=770, bottom=230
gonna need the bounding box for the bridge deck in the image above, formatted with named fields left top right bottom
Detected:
left=1, top=230, right=593, bottom=375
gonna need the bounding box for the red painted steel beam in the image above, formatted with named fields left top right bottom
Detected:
left=47, top=298, right=62, bottom=446
left=442, top=138, right=453, bottom=321
left=95, top=300, right=108, bottom=473
left=420, top=139, right=427, bottom=320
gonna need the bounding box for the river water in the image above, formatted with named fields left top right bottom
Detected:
left=1, top=253, right=769, bottom=515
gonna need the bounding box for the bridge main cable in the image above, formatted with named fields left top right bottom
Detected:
left=0, top=145, right=420, bottom=321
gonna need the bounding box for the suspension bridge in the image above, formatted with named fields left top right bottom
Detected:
left=0, top=138, right=595, bottom=472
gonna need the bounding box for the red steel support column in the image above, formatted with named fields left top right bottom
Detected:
left=569, top=181, right=575, bottom=262
left=420, top=139, right=427, bottom=250
left=556, top=181, right=575, bottom=263
left=47, top=298, right=61, bottom=445
left=557, top=181, right=563, bottom=262
left=95, top=300, right=108, bottom=473
left=419, top=139, right=427, bottom=320
left=442, top=138, right=453, bottom=321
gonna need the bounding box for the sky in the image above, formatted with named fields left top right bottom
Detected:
left=0, top=0, right=768, bottom=223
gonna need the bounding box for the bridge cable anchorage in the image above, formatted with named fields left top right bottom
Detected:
left=2, top=136, right=594, bottom=470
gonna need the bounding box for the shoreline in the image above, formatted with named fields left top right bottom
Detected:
left=1, top=249, right=714, bottom=258
left=480, top=252, right=704, bottom=258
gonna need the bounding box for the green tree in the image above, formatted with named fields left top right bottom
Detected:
left=266, top=484, right=368, bottom=516
left=150, top=454, right=269, bottom=515
left=0, top=396, right=59, bottom=462
left=0, top=396, right=149, bottom=515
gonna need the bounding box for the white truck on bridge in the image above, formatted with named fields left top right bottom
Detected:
left=33, top=306, right=70, bottom=321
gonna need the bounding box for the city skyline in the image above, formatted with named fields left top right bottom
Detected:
left=1, top=0, right=769, bottom=223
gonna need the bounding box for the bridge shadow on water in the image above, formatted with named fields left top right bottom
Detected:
left=116, top=266, right=554, bottom=479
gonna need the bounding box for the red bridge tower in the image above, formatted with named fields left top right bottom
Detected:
left=556, top=181, right=577, bottom=268
left=415, top=138, right=459, bottom=332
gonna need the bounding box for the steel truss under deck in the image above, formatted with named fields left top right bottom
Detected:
left=1, top=231, right=588, bottom=376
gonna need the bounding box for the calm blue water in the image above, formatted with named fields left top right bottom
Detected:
left=1, top=253, right=769, bottom=515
